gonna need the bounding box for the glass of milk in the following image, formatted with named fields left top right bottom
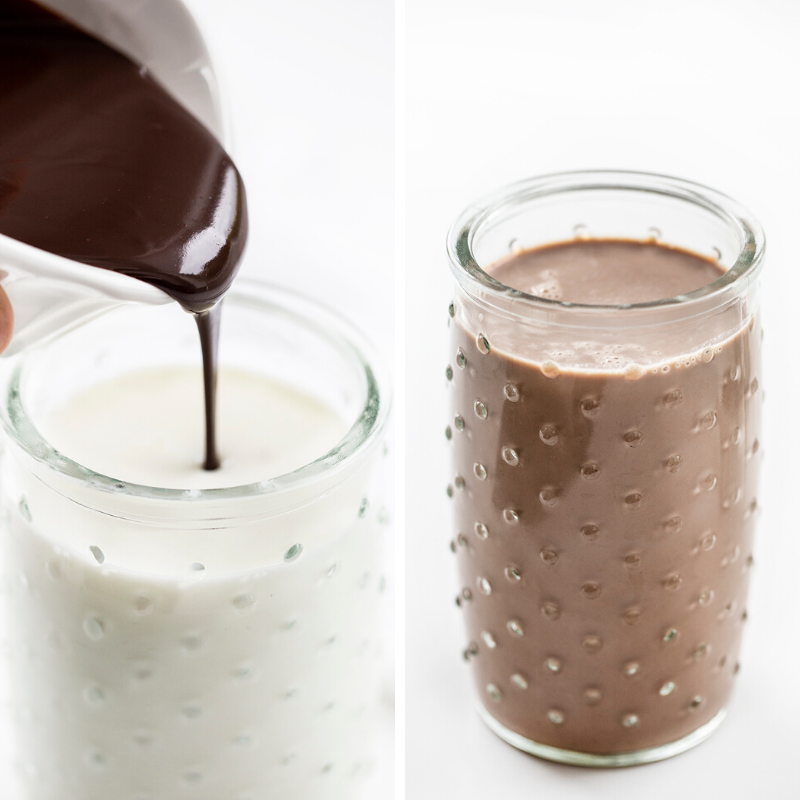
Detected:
left=0, top=281, right=390, bottom=800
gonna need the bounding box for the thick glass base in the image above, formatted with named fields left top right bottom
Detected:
left=477, top=704, right=728, bottom=768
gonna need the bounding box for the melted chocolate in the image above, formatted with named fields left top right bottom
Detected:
left=0, top=0, right=249, bottom=469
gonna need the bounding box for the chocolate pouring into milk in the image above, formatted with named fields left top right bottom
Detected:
left=448, top=238, right=761, bottom=757
left=0, top=0, right=248, bottom=469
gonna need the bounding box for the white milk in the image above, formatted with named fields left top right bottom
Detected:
left=0, top=365, right=386, bottom=800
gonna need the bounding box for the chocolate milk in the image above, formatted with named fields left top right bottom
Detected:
left=449, top=239, right=761, bottom=755
left=0, top=0, right=249, bottom=469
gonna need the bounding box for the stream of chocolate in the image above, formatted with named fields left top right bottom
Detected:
left=0, top=0, right=249, bottom=470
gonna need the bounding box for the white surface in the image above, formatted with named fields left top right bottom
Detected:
left=406, top=1, right=800, bottom=798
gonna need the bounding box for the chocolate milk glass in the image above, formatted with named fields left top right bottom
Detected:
left=446, top=172, right=765, bottom=766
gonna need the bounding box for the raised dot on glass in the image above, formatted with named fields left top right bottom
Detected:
left=663, top=628, right=678, bottom=643
left=689, top=696, right=703, bottom=711
left=133, top=662, right=153, bottom=682
left=454, top=415, right=465, bottom=433
left=474, top=463, right=487, bottom=480
left=622, top=713, right=639, bottom=728
left=501, top=447, right=519, bottom=466
left=750, top=377, right=759, bottom=395
left=189, top=562, right=206, bottom=573
left=448, top=302, right=455, bottom=318
left=581, top=582, right=601, bottom=599
left=699, top=589, right=715, bottom=606
left=454, top=475, right=465, bottom=491
left=542, top=361, right=559, bottom=378
left=505, top=566, right=521, bottom=582
left=284, top=544, right=304, bottom=563
left=89, top=545, right=105, bottom=565
left=481, top=631, right=496, bottom=649
left=475, top=522, right=488, bottom=539
left=694, top=644, right=710, bottom=660
left=624, top=493, right=642, bottom=509
left=461, top=588, right=472, bottom=603
left=581, top=462, right=600, bottom=480
left=539, top=488, right=558, bottom=507
left=182, top=704, right=203, bottom=720
left=511, top=673, right=529, bottom=689
left=701, top=473, right=717, bottom=491
left=541, top=602, right=561, bottom=621
left=486, top=684, right=502, bottom=702
left=622, top=607, right=641, bottom=625
left=83, top=616, right=105, bottom=641
left=700, top=533, right=716, bottom=551
left=85, top=751, right=106, bottom=770
left=663, top=573, right=682, bottom=591
left=326, top=562, right=340, bottom=578
left=233, top=594, right=256, bottom=612
left=507, top=620, right=523, bottom=637
left=663, top=516, right=683, bottom=534
left=445, top=365, right=453, bottom=381
left=233, top=663, right=255, bottom=681
left=445, top=426, right=452, bottom=441
left=623, top=661, right=640, bottom=677
left=477, top=577, right=491, bottom=595
left=457, top=533, right=468, bottom=548
left=581, top=523, right=599, bottom=541
left=666, top=455, right=683, bottom=473
left=659, top=681, right=676, bottom=696
left=701, top=411, right=717, bottom=430
left=624, top=552, right=642, bottom=568
left=18, top=498, right=31, bottom=522
left=664, top=390, right=683, bottom=408
left=547, top=709, right=565, bottom=724
left=463, top=642, right=478, bottom=661
left=504, top=383, right=520, bottom=402
left=539, top=425, right=558, bottom=445
left=623, top=430, right=643, bottom=447
left=584, top=687, right=602, bottom=705
left=133, top=597, right=153, bottom=616
left=132, top=729, right=154, bottom=747
left=581, top=397, right=600, bottom=417
left=474, top=400, right=488, bottom=419
left=540, top=547, right=558, bottom=565
left=83, top=684, right=106, bottom=708
left=582, top=635, right=602, bottom=653
left=456, top=349, right=466, bottom=369
left=544, top=657, right=562, bottom=673
left=181, top=635, right=203, bottom=652
left=477, top=333, right=490, bottom=355
left=503, top=509, right=519, bottom=525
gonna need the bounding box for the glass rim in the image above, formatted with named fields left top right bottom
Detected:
left=446, top=169, right=766, bottom=318
left=0, top=279, right=391, bottom=506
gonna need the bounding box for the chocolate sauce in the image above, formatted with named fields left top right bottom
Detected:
left=0, top=0, right=249, bottom=469
left=450, top=239, right=761, bottom=754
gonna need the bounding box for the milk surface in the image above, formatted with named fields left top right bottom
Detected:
left=0, top=367, right=385, bottom=800
left=39, top=366, right=347, bottom=489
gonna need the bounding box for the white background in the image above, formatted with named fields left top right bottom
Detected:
left=180, top=0, right=396, bottom=794
left=406, top=1, right=800, bottom=798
